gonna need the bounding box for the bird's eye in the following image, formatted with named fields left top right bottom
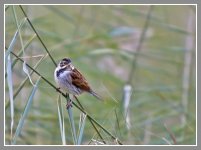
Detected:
left=60, top=62, right=64, bottom=67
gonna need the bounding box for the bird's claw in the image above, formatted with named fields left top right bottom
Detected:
left=66, top=99, right=73, bottom=109
left=56, top=87, right=60, bottom=92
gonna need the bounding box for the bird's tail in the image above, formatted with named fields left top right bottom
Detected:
left=89, top=90, right=102, bottom=101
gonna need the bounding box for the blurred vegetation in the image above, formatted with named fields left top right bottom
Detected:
left=5, top=5, right=196, bottom=145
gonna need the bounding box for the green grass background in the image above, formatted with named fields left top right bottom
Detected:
left=5, top=5, right=196, bottom=145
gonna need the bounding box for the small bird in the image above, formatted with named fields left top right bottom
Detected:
left=54, top=58, right=101, bottom=100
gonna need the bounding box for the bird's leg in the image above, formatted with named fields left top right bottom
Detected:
left=66, top=99, right=72, bottom=109
left=66, top=93, right=72, bottom=109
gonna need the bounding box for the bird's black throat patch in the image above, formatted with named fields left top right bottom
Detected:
left=56, top=67, right=67, bottom=77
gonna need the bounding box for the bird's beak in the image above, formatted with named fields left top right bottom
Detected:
left=61, top=64, right=69, bottom=69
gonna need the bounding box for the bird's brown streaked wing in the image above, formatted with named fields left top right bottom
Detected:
left=70, top=68, right=91, bottom=92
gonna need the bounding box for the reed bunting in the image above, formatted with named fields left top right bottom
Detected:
left=54, top=58, right=101, bottom=100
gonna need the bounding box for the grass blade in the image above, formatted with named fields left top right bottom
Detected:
left=11, top=77, right=41, bottom=145
left=77, top=113, right=87, bottom=145
left=5, top=5, right=10, bottom=11
left=6, top=54, right=14, bottom=140
left=57, top=96, right=63, bottom=143
left=5, top=31, right=18, bottom=62
left=57, top=95, right=66, bottom=145
left=66, top=96, right=77, bottom=145
left=123, top=84, right=132, bottom=130
left=23, top=62, right=35, bottom=86
left=61, top=99, right=66, bottom=145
